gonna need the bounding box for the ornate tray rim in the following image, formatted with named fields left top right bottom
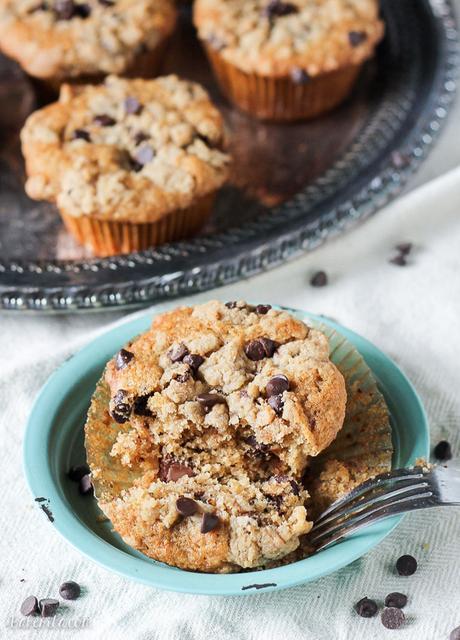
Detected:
left=0, top=0, right=458, bottom=313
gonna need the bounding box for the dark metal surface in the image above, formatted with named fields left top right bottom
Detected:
left=0, top=0, right=458, bottom=312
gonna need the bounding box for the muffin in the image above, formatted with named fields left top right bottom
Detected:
left=85, top=301, right=347, bottom=572
left=0, top=0, right=177, bottom=95
left=194, top=0, right=384, bottom=121
left=20, top=75, right=231, bottom=256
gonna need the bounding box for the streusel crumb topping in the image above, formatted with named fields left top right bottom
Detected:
left=194, top=0, right=384, bottom=77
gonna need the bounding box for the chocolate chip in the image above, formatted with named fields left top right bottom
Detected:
left=73, top=129, right=91, bottom=142
left=434, top=440, right=452, bottom=461
left=110, top=389, right=131, bottom=423
left=381, top=607, right=405, bottom=629
left=59, top=581, right=81, bottom=600
left=167, top=463, right=195, bottom=482
left=450, top=627, right=460, bottom=640
left=98, top=0, right=114, bottom=5
left=74, top=2, right=90, bottom=18
left=20, top=596, right=39, bottom=617
left=245, top=435, right=270, bottom=457
left=262, top=0, right=298, bottom=18
left=168, top=343, right=189, bottom=363
left=244, top=337, right=279, bottom=361
left=133, top=394, right=153, bottom=417
left=268, top=394, right=284, bottom=416
left=349, top=31, right=367, bottom=47
left=175, top=372, right=191, bottom=384
left=274, top=475, right=300, bottom=496
left=355, top=597, right=378, bottom=618
left=389, top=254, right=408, bottom=267
left=183, top=354, right=205, bottom=374
left=255, top=304, right=271, bottom=314
left=266, top=374, right=289, bottom=397
left=67, top=464, right=90, bottom=482
left=291, top=67, right=310, bottom=84
left=196, top=393, right=226, bottom=412
left=225, top=301, right=238, bottom=308
left=396, top=554, right=417, bottom=576
left=134, top=131, right=149, bottom=146
left=115, top=348, right=134, bottom=370
left=134, top=145, right=155, bottom=166
left=39, top=599, right=59, bottom=618
left=310, top=270, right=328, bottom=287
left=54, top=0, right=75, bottom=19
left=395, top=242, right=413, bottom=256
left=79, top=473, right=93, bottom=495
left=93, top=114, right=116, bottom=127
left=176, top=497, right=199, bottom=517
left=201, top=512, right=220, bottom=533
left=385, top=592, right=407, bottom=609
left=124, top=96, right=143, bottom=115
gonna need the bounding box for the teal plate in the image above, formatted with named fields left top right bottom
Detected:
left=23, top=308, right=429, bottom=596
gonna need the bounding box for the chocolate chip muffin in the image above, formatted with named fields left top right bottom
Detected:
left=194, top=0, right=384, bottom=121
left=0, top=0, right=177, bottom=91
left=21, top=75, right=231, bottom=256
left=85, top=301, right=347, bottom=572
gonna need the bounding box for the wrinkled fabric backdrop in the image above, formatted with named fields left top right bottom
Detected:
left=2, top=16, right=460, bottom=640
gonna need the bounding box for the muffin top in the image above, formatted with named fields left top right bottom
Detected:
left=21, top=75, right=231, bottom=222
left=0, top=0, right=177, bottom=80
left=86, top=301, right=347, bottom=571
left=194, top=0, right=384, bottom=77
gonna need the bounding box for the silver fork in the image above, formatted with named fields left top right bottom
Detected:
left=310, top=460, right=460, bottom=552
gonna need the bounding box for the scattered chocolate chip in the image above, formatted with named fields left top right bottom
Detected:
left=255, top=304, right=271, bottom=314
left=39, top=599, right=60, bottom=618
left=73, top=129, right=91, bottom=142
left=93, top=114, right=116, bottom=127
left=167, top=463, right=195, bottom=482
left=395, top=242, right=413, bottom=256
left=355, top=597, right=378, bottom=618
left=225, top=301, right=238, bottom=308
left=74, top=2, right=90, bottom=18
left=244, top=337, right=279, bottom=361
left=40, top=503, right=54, bottom=522
left=274, top=475, right=300, bottom=495
left=381, top=607, right=405, bottom=629
left=59, top=581, right=81, bottom=600
left=175, top=372, right=191, bottom=384
left=53, top=0, right=75, bottom=20
left=196, top=393, right=226, bottom=412
left=349, top=30, right=367, bottom=47
left=245, top=435, right=270, bottom=457
left=385, top=592, right=407, bottom=609
left=183, top=353, right=205, bottom=374
left=67, top=464, right=90, bottom=482
left=133, top=394, right=153, bottom=417
left=396, top=554, right=417, bottom=576
left=310, top=270, right=328, bottom=287
left=389, top=254, right=408, bottom=267
left=98, top=0, right=114, bottom=5
left=110, top=389, right=131, bottom=423
left=130, top=158, right=143, bottom=173
left=266, top=374, right=289, bottom=397
left=168, top=343, right=189, bottom=363
left=268, top=394, right=284, bottom=416
left=20, top=596, right=39, bottom=617
left=124, top=96, right=143, bottom=115
left=134, top=144, right=155, bottom=166
left=115, top=348, right=134, bottom=370
left=434, top=440, right=452, bottom=461
left=201, top=512, right=220, bottom=533
left=262, top=0, right=298, bottom=19
left=176, top=497, right=199, bottom=517
left=450, top=627, right=460, bottom=640
left=291, top=67, right=310, bottom=84
left=79, top=473, right=93, bottom=495
left=134, top=131, right=149, bottom=146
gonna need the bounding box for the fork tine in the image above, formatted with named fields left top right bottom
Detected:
left=314, top=466, right=427, bottom=523
left=313, top=479, right=431, bottom=532
left=312, top=494, right=438, bottom=552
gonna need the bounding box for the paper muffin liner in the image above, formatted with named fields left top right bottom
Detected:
left=85, top=315, right=393, bottom=564
left=60, top=193, right=215, bottom=257
left=204, top=45, right=362, bottom=122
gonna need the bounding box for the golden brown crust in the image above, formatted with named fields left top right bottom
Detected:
left=0, top=0, right=177, bottom=81
left=194, top=0, right=384, bottom=77
left=20, top=75, right=231, bottom=223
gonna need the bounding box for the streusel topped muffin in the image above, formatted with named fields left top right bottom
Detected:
left=21, top=75, right=231, bottom=255
left=85, top=301, right=347, bottom=571
left=0, top=0, right=177, bottom=82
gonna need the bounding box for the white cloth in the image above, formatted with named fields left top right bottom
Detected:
left=3, top=54, right=460, bottom=640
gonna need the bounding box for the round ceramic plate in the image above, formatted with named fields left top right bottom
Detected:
left=23, top=308, right=429, bottom=595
